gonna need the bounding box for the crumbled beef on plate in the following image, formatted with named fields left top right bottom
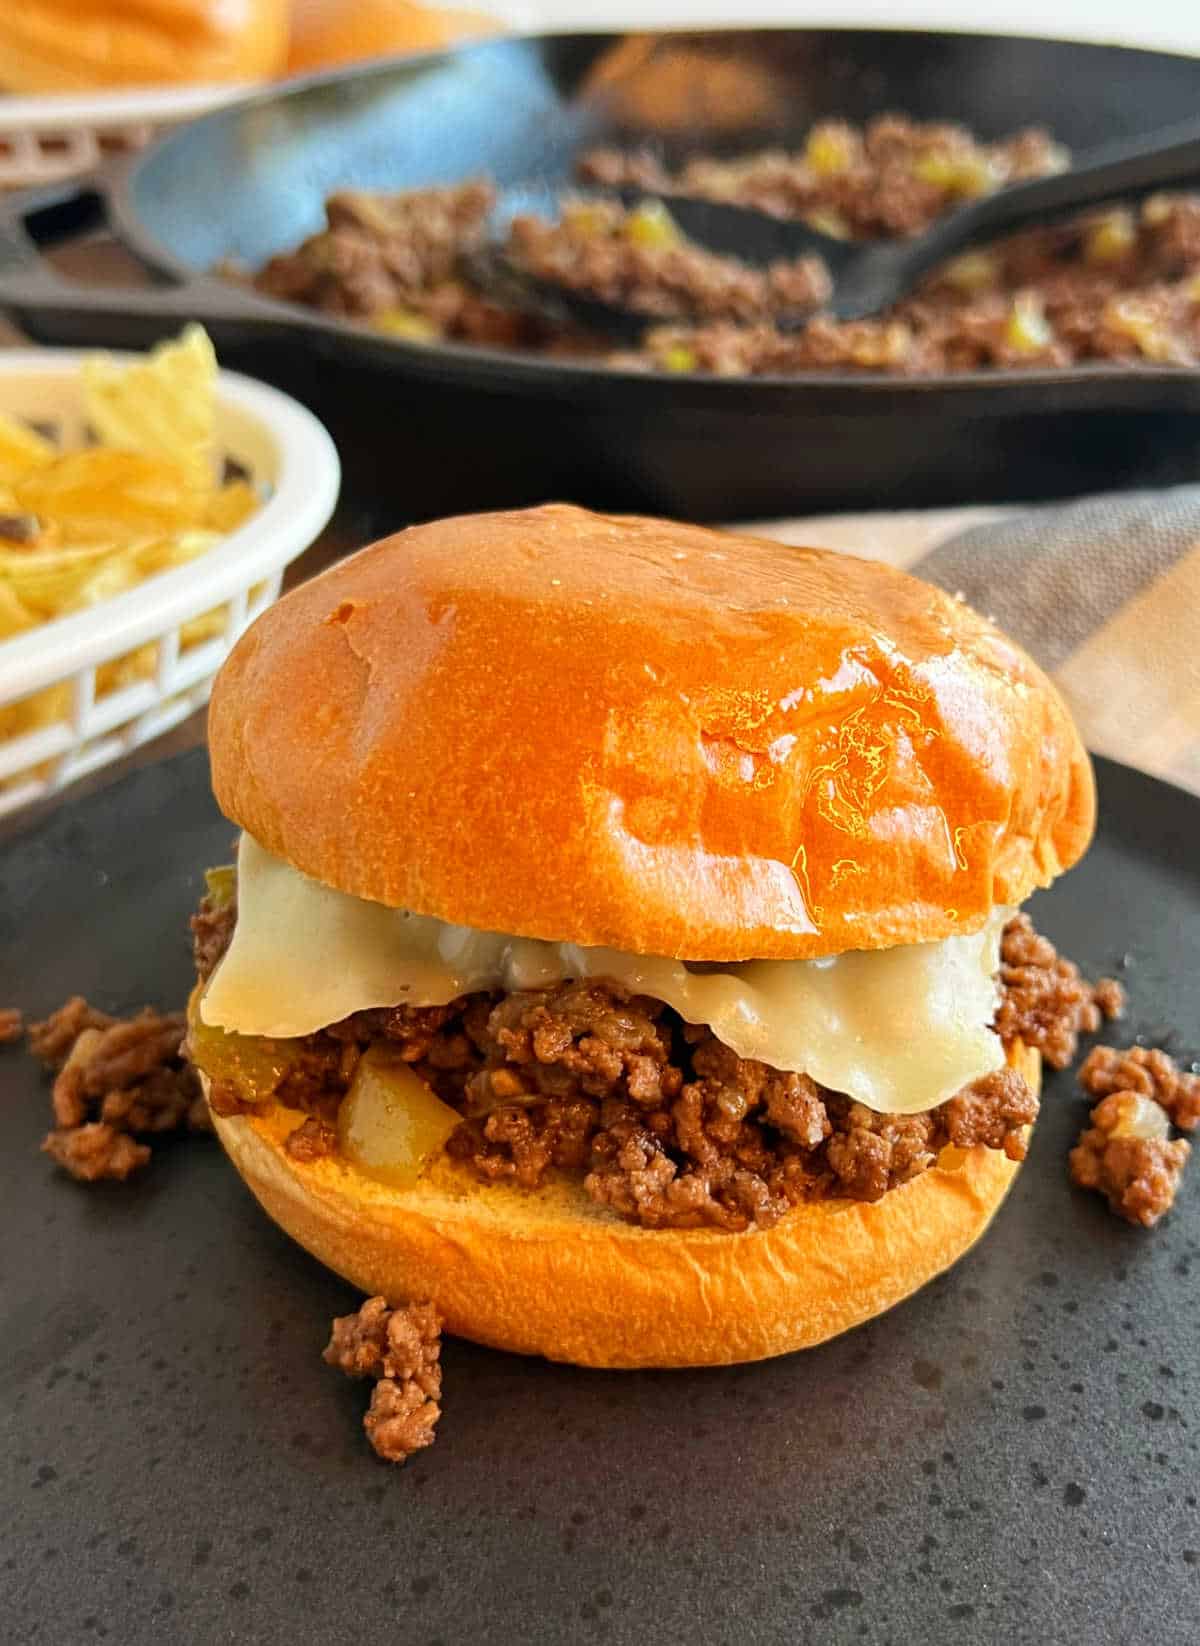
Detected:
left=18, top=997, right=207, bottom=1182
left=1069, top=1091, right=1190, bottom=1227
left=1079, top=1043, right=1200, bottom=1131
left=324, top=1296, right=443, bottom=1464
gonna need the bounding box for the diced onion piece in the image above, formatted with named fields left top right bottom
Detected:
left=942, top=251, right=999, bottom=293
left=1084, top=211, right=1136, bottom=266
left=661, top=344, right=698, bottom=373
left=338, top=1047, right=461, bottom=1190
left=1142, top=193, right=1175, bottom=227
left=804, top=207, right=849, bottom=240
left=188, top=998, right=317, bottom=1100
left=1005, top=293, right=1053, bottom=355
left=1106, top=298, right=1190, bottom=364
left=849, top=322, right=912, bottom=370
left=374, top=308, right=438, bottom=341
left=805, top=125, right=854, bottom=177
left=562, top=200, right=613, bottom=239
left=624, top=200, right=682, bottom=250
left=1107, top=1092, right=1170, bottom=1143
left=913, top=151, right=997, bottom=199
left=204, top=863, right=237, bottom=910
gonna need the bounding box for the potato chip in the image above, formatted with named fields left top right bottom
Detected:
left=69, top=551, right=149, bottom=610
left=180, top=608, right=229, bottom=648
left=0, top=541, right=127, bottom=616
left=0, top=411, right=54, bottom=485
left=134, top=530, right=222, bottom=579
left=97, top=643, right=160, bottom=696
left=81, top=324, right=217, bottom=490
left=0, top=680, right=69, bottom=746
left=13, top=448, right=205, bottom=544
left=0, top=580, right=36, bottom=640
left=205, top=479, right=260, bottom=534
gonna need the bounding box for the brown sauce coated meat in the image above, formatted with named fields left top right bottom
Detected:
left=24, top=998, right=207, bottom=1182
left=191, top=899, right=236, bottom=985
left=1069, top=1093, right=1190, bottom=1227
left=26, top=995, right=114, bottom=1067
left=993, top=913, right=1123, bottom=1069
left=42, top=1123, right=151, bottom=1183
left=284, top=1115, right=340, bottom=1162
left=1079, top=1043, right=1200, bottom=1131
left=0, top=1007, right=24, bottom=1044
left=579, top=119, right=1065, bottom=241
left=509, top=201, right=830, bottom=323
left=323, top=1297, right=442, bottom=1463
left=246, top=117, right=1200, bottom=375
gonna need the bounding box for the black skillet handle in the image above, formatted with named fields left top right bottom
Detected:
left=0, top=170, right=293, bottom=349
left=934, top=115, right=1200, bottom=263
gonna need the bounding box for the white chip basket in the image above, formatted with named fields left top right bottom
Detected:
left=0, top=350, right=340, bottom=818
left=0, top=85, right=255, bottom=191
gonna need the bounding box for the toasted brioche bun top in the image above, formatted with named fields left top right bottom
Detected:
left=208, top=504, right=1093, bottom=960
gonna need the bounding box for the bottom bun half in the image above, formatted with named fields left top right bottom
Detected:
left=206, top=1040, right=1038, bottom=1369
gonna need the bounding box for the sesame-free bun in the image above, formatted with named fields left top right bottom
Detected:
left=0, top=0, right=287, bottom=92
left=286, top=0, right=501, bottom=75
left=208, top=504, right=1094, bottom=961
left=205, top=1040, right=1039, bottom=1368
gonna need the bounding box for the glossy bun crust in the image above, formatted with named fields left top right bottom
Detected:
left=206, top=1041, right=1039, bottom=1369
left=208, top=505, right=1094, bottom=960
left=0, top=0, right=287, bottom=92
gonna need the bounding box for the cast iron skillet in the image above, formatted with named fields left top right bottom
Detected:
left=5, top=28, right=1200, bottom=521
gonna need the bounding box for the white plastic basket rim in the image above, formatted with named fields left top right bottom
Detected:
left=0, top=84, right=256, bottom=135
left=0, top=351, right=341, bottom=706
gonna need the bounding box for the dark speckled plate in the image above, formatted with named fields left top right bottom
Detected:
left=2, top=750, right=1198, bottom=1646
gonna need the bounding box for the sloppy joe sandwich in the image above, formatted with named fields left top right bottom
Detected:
left=187, top=504, right=1099, bottom=1368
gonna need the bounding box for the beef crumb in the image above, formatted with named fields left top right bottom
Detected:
left=323, top=1296, right=443, bottom=1463
left=42, top=1122, right=151, bottom=1183
left=0, top=1006, right=24, bottom=1043
left=937, top=1066, right=1040, bottom=1160
left=25, top=998, right=207, bottom=1182
left=994, top=913, right=1124, bottom=1068
left=1069, top=1092, right=1190, bottom=1227
left=27, top=995, right=115, bottom=1068
left=191, top=897, right=236, bottom=983
left=285, top=1115, right=339, bottom=1162
left=1079, top=1044, right=1200, bottom=1132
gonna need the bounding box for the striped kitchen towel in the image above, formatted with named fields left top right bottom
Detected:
left=753, top=486, right=1200, bottom=799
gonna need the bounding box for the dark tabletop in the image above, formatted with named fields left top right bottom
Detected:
left=2, top=750, right=1199, bottom=1646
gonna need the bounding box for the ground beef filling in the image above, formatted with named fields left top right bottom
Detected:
left=190, top=897, right=1120, bottom=1231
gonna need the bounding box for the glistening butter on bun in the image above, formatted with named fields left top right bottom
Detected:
left=189, top=504, right=1097, bottom=1368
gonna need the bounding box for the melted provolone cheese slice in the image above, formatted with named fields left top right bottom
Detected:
left=202, top=835, right=1008, bottom=1115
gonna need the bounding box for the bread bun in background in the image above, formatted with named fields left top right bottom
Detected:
left=0, top=0, right=288, bottom=92
left=286, top=0, right=502, bottom=75
left=206, top=1041, right=1040, bottom=1369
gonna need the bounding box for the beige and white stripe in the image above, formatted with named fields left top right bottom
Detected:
left=752, top=489, right=1200, bottom=799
